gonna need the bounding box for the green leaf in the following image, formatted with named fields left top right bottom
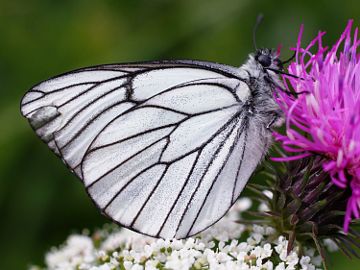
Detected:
left=299, top=199, right=327, bottom=221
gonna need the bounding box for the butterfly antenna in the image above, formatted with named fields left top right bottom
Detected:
left=265, top=67, right=301, bottom=79
left=264, top=76, right=309, bottom=98
left=281, top=51, right=296, bottom=65
left=253, top=13, right=264, bottom=51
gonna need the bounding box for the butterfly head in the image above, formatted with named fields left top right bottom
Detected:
left=254, top=48, right=283, bottom=71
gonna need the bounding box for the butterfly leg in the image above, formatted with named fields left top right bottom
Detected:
left=266, top=110, right=284, bottom=129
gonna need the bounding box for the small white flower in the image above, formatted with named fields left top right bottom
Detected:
left=263, top=190, right=273, bottom=199
left=263, top=260, right=274, bottom=270
left=323, top=238, right=338, bottom=252
left=216, top=251, right=230, bottom=263
left=144, top=260, right=159, bottom=270
left=300, top=256, right=316, bottom=270
left=91, top=264, right=112, bottom=270
left=253, top=225, right=265, bottom=235
left=264, top=226, right=276, bottom=236
left=247, top=233, right=263, bottom=245
left=258, top=202, right=270, bottom=212
left=123, top=260, right=133, bottom=269
left=36, top=199, right=325, bottom=270
left=263, top=243, right=273, bottom=257
left=275, top=262, right=286, bottom=270
left=237, top=197, right=253, bottom=212
left=311, top=255, right=323, bottom=267
left=130, top=264, right=143, bottom=270
left=46, top=235, right=95, bottom=269
left=285, top=252, right=299, bottom=268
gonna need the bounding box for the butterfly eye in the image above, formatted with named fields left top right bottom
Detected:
left=257, top=54, right=272, bottom=67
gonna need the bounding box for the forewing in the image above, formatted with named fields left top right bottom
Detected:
left=20, top=67, right=134, bottom=176
left=20, top=60, right=262, bottom=239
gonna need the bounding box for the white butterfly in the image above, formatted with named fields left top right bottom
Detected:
left=20, top=49, right=284, bottom=239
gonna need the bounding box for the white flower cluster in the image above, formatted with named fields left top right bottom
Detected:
left=31, top=199, right=331, bottom=270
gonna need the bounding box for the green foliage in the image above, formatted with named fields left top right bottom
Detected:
left=0, top=0, right=359, bottom=269
left=246, top=155, right=360, bottom=269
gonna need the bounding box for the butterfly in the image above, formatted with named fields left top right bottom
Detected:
left=20, top=49, right=285, bottom=239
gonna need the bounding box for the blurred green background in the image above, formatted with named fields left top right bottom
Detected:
left=0, top=0, right=359, bottom=269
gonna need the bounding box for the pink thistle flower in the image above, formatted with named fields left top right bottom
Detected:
left=273, top=20, right=360, bottom=232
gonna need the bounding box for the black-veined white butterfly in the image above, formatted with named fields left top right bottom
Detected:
left=20, top=49, right=284, bottom=239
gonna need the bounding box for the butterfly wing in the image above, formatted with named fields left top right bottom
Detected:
left=21, top=60, right=266, bottom=238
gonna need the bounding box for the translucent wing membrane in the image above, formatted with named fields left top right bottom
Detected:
left=20, top=60, right=264, bottom=238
